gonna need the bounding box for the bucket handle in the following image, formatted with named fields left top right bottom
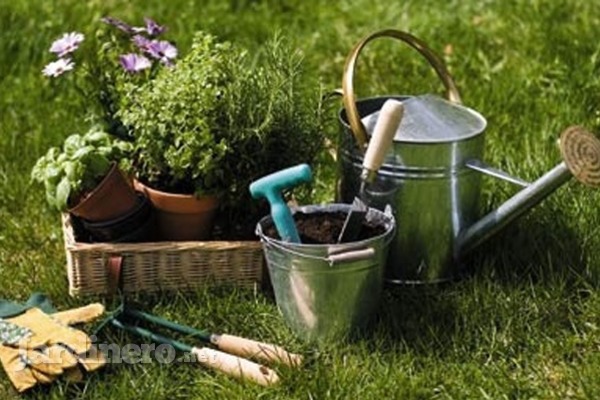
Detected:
left=342, top=29, right=462, bottom=150
left=327, top=247, right=375, bottom=264
left=259, top=235, right=377, bottom=266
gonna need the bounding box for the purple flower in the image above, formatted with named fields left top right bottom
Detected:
left=49, top=32, right=84, bottom=57
left=42, top=58, right=75, bottom=77
left=147, top=40, right=178, bottom=65
left=144, top=17, right=166, bottom=36
left=101, top=16, right=134, bottom=34
left=132, top=35, right=152, bottom=52
left=119, top=53, right=152, bottom=72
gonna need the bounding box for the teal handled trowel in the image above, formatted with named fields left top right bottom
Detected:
left=249, top=164, right=312, bottom=243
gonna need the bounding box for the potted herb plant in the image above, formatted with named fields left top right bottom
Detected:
left=31, top=127, right=152, bottom=242
left=119, top=32, right=327, bottom=240
left=119, top=32, right=231, bottom=241
left=34, top=16, right=179, bottom=242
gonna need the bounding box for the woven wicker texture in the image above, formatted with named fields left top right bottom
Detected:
left=62, top=215, right=264, bottom=296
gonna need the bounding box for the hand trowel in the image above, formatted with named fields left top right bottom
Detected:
left=337, top=99, right=404, bottom=243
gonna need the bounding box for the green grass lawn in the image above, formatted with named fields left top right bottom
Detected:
left=2, top=0, right=600, bottom=398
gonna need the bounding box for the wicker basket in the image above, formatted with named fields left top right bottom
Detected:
left=62, top=214, right=265, bottom=296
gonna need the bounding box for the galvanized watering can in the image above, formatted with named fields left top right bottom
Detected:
left=338, top=29, right=600, bottom=284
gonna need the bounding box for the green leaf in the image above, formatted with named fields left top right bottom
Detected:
left=55, top=177, right=71, bottom=211
left=63, top=134, right=85, bottom=155
left=44, top=164, right=61, bottom=181
left=87, top=153, right=111, bottom=177
left=72, top=146, right=94, bottom=159
left=85, top=130, right=111, bottom=145
left=115, top=141, right=133, bottom=154
left=63, top=161, right=78, bottom=181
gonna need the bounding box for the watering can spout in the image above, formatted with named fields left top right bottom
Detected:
left=457, top=163, right=572, bottom=256
left=457, top=126, right=600, bottom=257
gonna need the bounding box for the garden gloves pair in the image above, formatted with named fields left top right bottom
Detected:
left=0, top=301, right=106, bottom=392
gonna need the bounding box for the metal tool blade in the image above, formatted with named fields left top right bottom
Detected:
left=337, top=99, right=404, bottom=243
left=337, top=195, right=368, bottom=243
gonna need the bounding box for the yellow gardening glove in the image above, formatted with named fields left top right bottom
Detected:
left=51, top=303, right=104, bottom=326
left=51, top=303, right=106, bottom=373
left=0, top=303, right=105, bottom=393
left=0, top=345, right=61, bottom=392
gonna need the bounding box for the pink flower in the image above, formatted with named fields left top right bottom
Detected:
left=101, top=17, right=134, bottom=34
left=119, top=53, right=152, bottom=72
left=144, top=18, right=166, bottom=37
left=42, top=58, right=75, bottom=77
left=102, top=16, right=166, bottom=37
left=147, top=40, right=178, bottom=65
left=132, top=35, right=152, bottom=52
left=49, top=32, right=84, bottom=57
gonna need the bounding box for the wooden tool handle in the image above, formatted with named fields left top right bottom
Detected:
left=192, top=347, right=280, bottom=386
left=361, top=99, right=404, bottom=181
left=213, top=334, right=303, bottom=367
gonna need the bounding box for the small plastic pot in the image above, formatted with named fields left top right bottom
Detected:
left=81, top=192, right=155, bottom=243
left=68, top=163, right=138, bottom=222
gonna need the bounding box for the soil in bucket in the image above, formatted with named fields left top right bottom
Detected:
left=265, top=211, right=386, bottom=244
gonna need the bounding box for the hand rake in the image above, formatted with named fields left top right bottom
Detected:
left=110, top=307, right=302, bottom=386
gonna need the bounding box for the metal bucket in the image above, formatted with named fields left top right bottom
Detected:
left=337, top=30, right=487, bottom=284
left=256, top=204, right=395, bottom=341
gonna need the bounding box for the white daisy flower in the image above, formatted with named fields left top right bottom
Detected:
left=49, top=32, right=85, bottom=57
left=42, top=58, right=75, bottom=77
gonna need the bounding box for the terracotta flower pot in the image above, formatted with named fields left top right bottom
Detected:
left=68, top=163, right=138, bottom=222
left=134, top=180, right=219, bottom=241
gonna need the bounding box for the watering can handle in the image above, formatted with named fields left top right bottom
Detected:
left=342, top=29, right=462, bottom=150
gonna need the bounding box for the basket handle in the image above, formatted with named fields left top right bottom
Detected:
left=342, top=29, right=462, bottom=150
left=106, top=255, right=124, bottom=296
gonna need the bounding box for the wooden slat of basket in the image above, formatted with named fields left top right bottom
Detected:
left=62, top=214, right=265, bottom=296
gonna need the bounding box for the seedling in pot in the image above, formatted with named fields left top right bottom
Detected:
left=31, top=127, right=137, bottom=222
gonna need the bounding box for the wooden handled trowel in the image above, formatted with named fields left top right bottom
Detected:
left=337, top=99, right=404, bottom=243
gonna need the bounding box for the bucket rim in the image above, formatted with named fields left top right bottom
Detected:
left=255, top=203, right=395, bottom=250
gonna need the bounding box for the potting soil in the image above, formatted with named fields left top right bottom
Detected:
left=265, top=211, right=386, bottom=244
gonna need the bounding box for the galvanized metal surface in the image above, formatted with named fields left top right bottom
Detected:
left=456, top=162, right=572, bottom=257
left=256, top=204, right=395, bottom=341
left=337, top=29, right=599, bottom=285
left=339, top=98, right=592, bottom=284
left=339, top=96, right=486, bottom=283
